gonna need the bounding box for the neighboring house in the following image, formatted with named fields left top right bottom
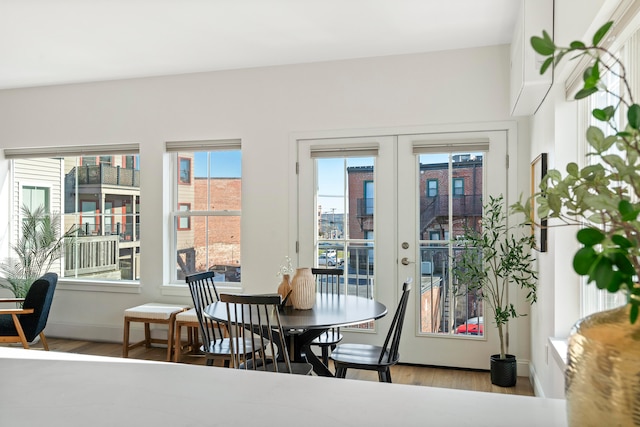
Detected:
left=10, top=158, right=64, bottom=277
left=63, top=155, right=141, bottom=280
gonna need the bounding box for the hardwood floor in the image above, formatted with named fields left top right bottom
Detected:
left=22, top=337, right=535, bottom=396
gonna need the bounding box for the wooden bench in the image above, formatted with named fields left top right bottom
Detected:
left=123, top=303, right=188, bottom=362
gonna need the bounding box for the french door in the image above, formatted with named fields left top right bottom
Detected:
left=297, top=125, right=515, bottom=368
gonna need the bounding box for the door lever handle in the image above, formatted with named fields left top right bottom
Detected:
left=401, top=257, right=414, bottom=266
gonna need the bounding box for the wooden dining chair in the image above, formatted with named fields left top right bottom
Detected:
left=330, top=280, right=412, bottom=383
left=310, top=267, right=344, bottom=365
left=220, top=293, right=313, bottom=375
left=185, top=271, right=260, bottom=367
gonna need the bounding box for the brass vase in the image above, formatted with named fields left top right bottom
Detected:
left=290, top=267, right=315, bottom=310
left=565, top=305, right=640, bottom=426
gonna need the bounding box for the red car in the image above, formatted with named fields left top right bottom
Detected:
left=455, top=316, right=483, bottom=335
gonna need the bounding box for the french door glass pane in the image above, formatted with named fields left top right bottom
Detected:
left=317, top=156, right=375, bottom=329
left=418, top=152, right=484, bottom=336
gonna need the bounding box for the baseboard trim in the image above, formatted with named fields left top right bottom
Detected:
left=529, top=362, right=546, bottom=398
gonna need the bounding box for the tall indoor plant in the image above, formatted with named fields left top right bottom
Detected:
left=0, top=205, right=72, bottom=300
left=516, top=21, right=640, bottom=426
left=454, top=194, right=537, bottom=387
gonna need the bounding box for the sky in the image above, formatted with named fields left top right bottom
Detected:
left=194, top=151, right=241, bottom=178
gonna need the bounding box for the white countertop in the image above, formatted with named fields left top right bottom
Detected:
left=0, top=347, right=567, bottom=427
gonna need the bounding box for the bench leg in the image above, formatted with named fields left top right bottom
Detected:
left=123, top=318, right=131, bottom=357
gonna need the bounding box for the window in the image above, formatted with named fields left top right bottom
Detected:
left=177, top=203, right=190, bottom=230
left=168, top=140, right=242, bottom=283
left=22, top=185, right=50, bottom=214
left=5, top=144, right=141, bottom=283
left=427, top=180, right=438, bottom=197
left=579, top=47, right=629, bottom=318
left=364, top=180, right=374, bottom=215
left=123, top=155, right=139, bottom=170
left=178, top=157, right=191, bottom=184
left=453, top=178, right=464, bottom=196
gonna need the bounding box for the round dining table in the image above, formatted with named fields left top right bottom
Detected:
left=204, top=292, right=387, bottom=377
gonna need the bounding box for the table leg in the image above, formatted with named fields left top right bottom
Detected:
left=289, top=329, right=334, bottom=377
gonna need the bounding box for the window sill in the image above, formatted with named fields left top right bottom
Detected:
left=548, top=337, right=568, bottom=372
left=58, top=279, right=141, bottom=294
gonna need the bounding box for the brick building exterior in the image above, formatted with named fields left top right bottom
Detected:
left=191, top=177, right=241, bottom=273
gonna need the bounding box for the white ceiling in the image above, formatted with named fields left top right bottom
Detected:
left=0, top=0, right=521, bottom=90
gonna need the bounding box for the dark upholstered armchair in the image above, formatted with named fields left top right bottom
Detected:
left=0, top=272, right=58, bottom=350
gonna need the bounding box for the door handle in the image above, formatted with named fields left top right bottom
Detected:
left=401, top=257, right=414, bottom=266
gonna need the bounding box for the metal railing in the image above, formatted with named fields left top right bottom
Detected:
left=74, top=222, right=139, bottom=242
left=70, top=164, right=140, bottom=187
left=64, top=235, right=119, bottom=276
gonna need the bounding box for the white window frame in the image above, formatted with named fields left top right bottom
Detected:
left=166, top=139, right=242, bottom=289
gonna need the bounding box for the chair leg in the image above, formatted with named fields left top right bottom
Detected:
left=321, top=346, right=329, bottom=366
left=11, top=313, right=29, bottom=349
left=335, top=365, right=347, bottom=378
left=39, top=332, right=49, bottom=351
left=378, top=368, right=392, bottom=383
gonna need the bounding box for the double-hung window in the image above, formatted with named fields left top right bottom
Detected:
left=167, top=140, right=242, bottom=284
left=577, top=28, right=640, bottom=317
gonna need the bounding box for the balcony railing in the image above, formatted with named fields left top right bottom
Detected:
left=64, top=235, right=119, bottom=276
left=356, top=198, right=374, bottom=217
left=72, top=164, right=140, bottom=187
left=421, top=195, right=482, bottom=226
left=75, top=222, right=140, bottom=242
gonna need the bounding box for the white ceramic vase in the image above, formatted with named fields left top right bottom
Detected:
left=290, top=267, right=315, bottom=310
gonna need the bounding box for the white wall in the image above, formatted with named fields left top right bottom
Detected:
left=0, top=45, right=532, bottom=360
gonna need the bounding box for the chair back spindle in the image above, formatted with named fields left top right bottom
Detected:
left=221, top=293, right=313, bottom=375
left=185, top=271, right=227, bottom=357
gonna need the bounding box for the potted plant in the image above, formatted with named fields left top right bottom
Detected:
left=453, top=194, right=538, bottom=387
left=0, top=205, right=73, bottom=300
left=514, top=21, right=640, bottom=425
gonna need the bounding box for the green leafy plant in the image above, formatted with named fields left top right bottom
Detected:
left=516, top=21, right=640, bottom=323
left=453, top=194, right=538, bottom=359
left=0, top=205, right=74, bottom=299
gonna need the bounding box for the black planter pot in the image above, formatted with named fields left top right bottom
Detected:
left=490, top=354, right=517, bottom=387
